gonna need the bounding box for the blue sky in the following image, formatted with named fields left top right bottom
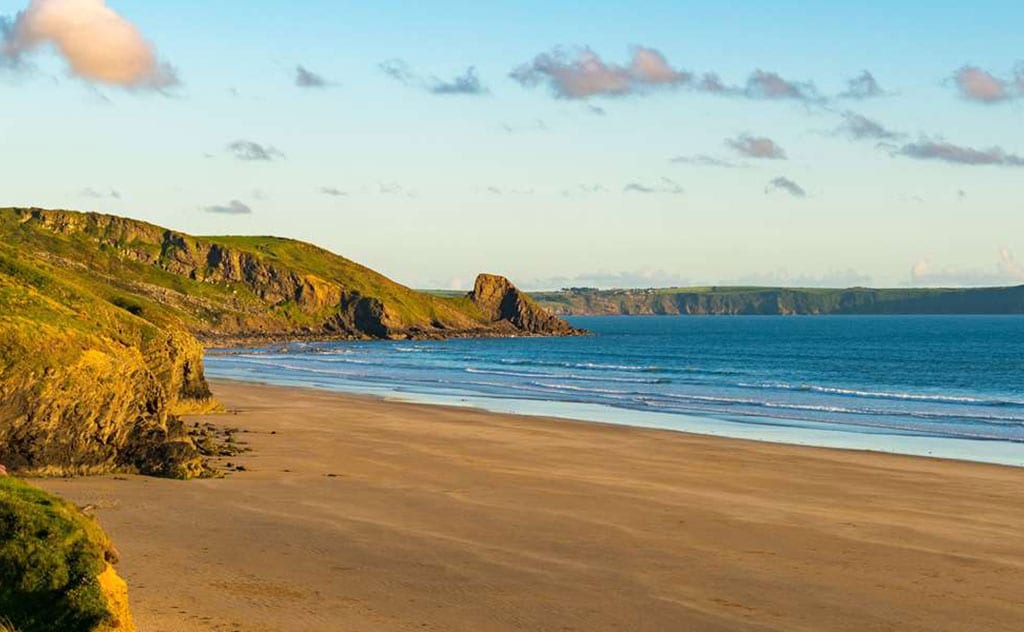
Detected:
left=2, top=1, right=1023, bottom=289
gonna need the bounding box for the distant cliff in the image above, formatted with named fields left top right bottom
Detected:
left=0, top=207, right=576, bottom=477
left=534, top=286, right=1024, bottom=316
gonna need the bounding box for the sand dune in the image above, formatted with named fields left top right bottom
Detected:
left=39, top=380, right=1024, bottom=631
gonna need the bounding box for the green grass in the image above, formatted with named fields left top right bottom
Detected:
left=0, top=478, right=118, bottom=632
left=0, top=208, right=498, bottom=338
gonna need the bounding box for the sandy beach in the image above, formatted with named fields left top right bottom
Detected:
left=38, top=380, right=1024, bottom=631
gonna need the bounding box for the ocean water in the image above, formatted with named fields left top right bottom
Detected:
left=205, top=316, right=1024, bottom=466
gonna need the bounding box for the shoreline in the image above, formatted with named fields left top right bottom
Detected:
left=38, top=379, right=1024, bottom=631
left=205, top=374, right=1024, bottom=468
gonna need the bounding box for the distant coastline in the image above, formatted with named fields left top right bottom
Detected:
left=522, top=285, right=1024, bottom=316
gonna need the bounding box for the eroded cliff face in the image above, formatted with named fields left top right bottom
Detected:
left=0, top=310, right=211, bottom=478
left=470, top=274, right=579, bottom=335
left=0, top=208, right=577, bottom=477
left=0, top=234, right=212, bottom=478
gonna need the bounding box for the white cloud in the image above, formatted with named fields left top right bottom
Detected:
left=3, top=0, right=177, bottom=89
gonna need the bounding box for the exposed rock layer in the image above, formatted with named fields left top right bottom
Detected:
left=0, top=207, right=576, bottom=477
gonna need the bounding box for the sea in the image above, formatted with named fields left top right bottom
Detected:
left=205, top=315, right=1024, bottom=467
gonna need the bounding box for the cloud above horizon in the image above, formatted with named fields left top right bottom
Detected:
left=670, top=154, right=743, bottom=168
left=910, top=248, right=1024, bottom=286
left=623, top=177, right=684, bottom=195
left=721, top=268, right=873, bottom=288
left=838, top=70, right=886, bottom=99
left=203, top=200, right=252, bottom=215
left=836, top=112, right=902, bottom=140
left=952, top=65, right=1022, bottom=103
left=510, top=47, right=821, bottom=103
left=741, top=69, right=819, bottom=101
left=510, top=46, right=690, bottom=99
left=227, top=140, right=285, bottom=161
left=2, top=0, right=177, bottom=89
left=523, top=268, right=691, bottom=291
left=380, top=59, right=487, bottom=95
left=727, top=134, right=787, bottom=159
left=896, top=139, right=1024, bottom=166
left=79, top=187, right=120, bottom=199
left=765, top=176, right=806, bottom=197
left=295, top=65, right=329, bottom=88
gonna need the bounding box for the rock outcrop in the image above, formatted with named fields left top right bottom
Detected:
left=470, top=274, right=579, bottom=335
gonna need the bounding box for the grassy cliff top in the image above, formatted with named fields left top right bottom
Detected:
left=0, top=207, right=499, bottom=338
left=0, top=477, right=132, bottom=632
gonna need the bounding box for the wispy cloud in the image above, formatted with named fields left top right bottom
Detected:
left=380, top=58, right=487, bottom=95
left=838, top=70, right=886, bottom=99
left=318, top=187, right=347, bottom=197
left=623, top=177, right=684, bottom=195
left=835, top=111, right=902, bottom=140
left=79, top=187, right=121, bottom=199
left=378, top=182, right=416, bottom=197
left=727, top=134, right=787, bottom=159
left=765, top=176, right=806, bottom=198
left=670, top=154, right=743, bottom=168
left=560, top=183, right=610, bottom=197
left=910, top=248, right=1024, bottom=286
left=499, top=119, right=548, bottom=134
left=483, top=185, right=535, bottom=196
left=524, top=268, right=691, bottom=291
left=720, top=268, right=873, bottom=288
left=952, top=65, right=1022, bottom=103
left=896, top=139, right=1024, bottom=166
left=430, top=67, right=486, bottom=95
left=2, top=0, right=177, bottom=89
left=379, top=58, right=414, bottom=84
left=227, top=140, right=285, bottom=162
left=295, top=65, right=330, bottom=88
left=203, top=200, right=252, bottom=215
left=742, top=70, right=820, bottom=101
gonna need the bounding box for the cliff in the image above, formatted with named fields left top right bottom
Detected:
left=534, top=286, right=1024, bottom=316
left=0, top=207, right=575, bottom=477
left=0, top=477, right=134, bottom=632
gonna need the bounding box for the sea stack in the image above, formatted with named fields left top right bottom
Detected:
left=469, top=274, right=581, bottom=336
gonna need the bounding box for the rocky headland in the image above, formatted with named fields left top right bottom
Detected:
left=0, top=207, right=579, bottom=479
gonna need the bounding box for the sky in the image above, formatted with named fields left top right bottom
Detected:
left=1, top=1, right=1023, bottom=290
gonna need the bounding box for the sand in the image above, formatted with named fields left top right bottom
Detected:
left=39, top=380, right=1024, bottom=631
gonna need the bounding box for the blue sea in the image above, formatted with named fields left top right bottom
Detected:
left=205, top=316, right=1024, bottom=467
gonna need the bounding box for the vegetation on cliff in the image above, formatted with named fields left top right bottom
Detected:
left=0, top=207, right=575, bottom=477
left=0, top=208, right=574, bottom=340
left=534, top=285, right=1024, bottom=316
left=0, top=477, right=133, bottom=632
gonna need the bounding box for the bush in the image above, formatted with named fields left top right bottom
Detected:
left=0, top=478, right=121, bottom=632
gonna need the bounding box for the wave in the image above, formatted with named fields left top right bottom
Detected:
left=496, top=357, right=743, bottom=376
left=466, top=367, right=670, bottom=384
left=520, top=381, right=1024, bottom=427
left=737, top=382, right=1024, bottom=407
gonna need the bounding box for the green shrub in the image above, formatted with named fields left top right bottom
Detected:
left=0, top=478, right=116, bottom=632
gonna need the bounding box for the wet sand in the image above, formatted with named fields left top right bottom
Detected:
left=39, top=380, right=1024, bottom=631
